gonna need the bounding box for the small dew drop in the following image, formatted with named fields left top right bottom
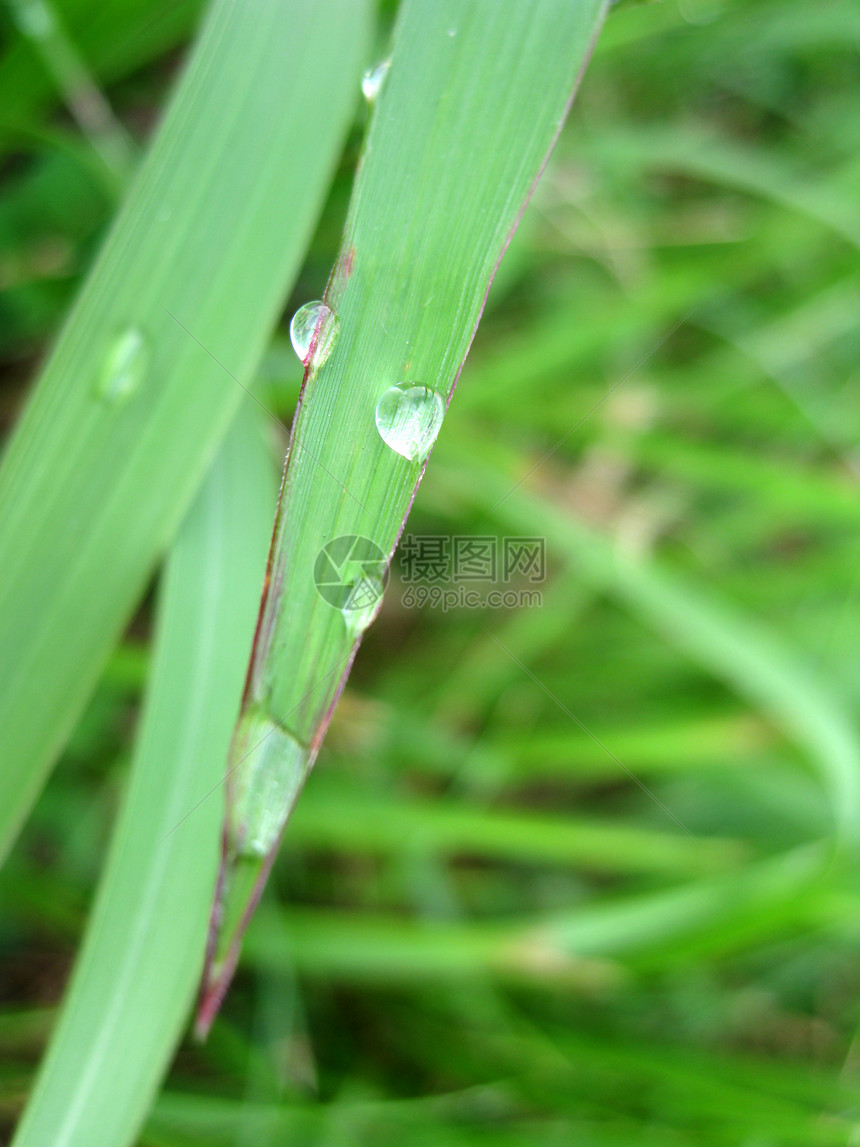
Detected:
left=342, top=574, right=385, bottom=639
left=361, top=58, right=390, bottom=103
left=289, top=301, right=339, bottom=369
left=229, top=710, right=309, bottom=857
left=375, top=383, right=445, bottom=462
left=96, top=326, right=149, bottom=404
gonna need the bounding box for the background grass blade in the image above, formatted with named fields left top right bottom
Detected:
left=0, top=0, right=371, bottom=864
left=285, top=778, right=745, bottom=875
left=462, top=460, right=860, bottom=848
left=202, top=0, right=609, bottom=1019
left=10, top=400, right=275, bottom=1147
left=0, top=0, right=202, bottom=126
left=240, top=845, right=825, bottom=984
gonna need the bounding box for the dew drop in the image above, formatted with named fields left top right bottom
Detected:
left=96, top=326, right=149, bottom=404
left=375, top=383, right=445, bottom=461
left=289, top=301, right=339, bottom=369
left=342, top=573, right=385, bottom=638
left=228, top=709, right=309, bottom=857
left=361, top=58, right=390, bottom=103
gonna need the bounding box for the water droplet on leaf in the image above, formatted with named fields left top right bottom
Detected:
left=361, top=59, right=390, bottom=102
left=375, top=383, right=445, bottom=461
left=228, top=710, right=309, bottom=857
left=342, top=574, right=385, bottom=638
left=96, top=326, right=149, bottom=404
left=289, top=301, right=339, bottom=368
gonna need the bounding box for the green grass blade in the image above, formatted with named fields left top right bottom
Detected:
left=199, top=0, right=608, bottom=1024
left=0, top=0, right=371, bottom=864
left=10, top=400, right=276, bottom=1147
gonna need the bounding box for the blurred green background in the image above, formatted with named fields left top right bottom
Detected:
left=3, top=0, right=860, bottom=1142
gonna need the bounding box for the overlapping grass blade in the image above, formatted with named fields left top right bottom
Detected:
left=200, top=0, right=609, bottom=1022
left=11, top=401, right=275, bottom=1147
left=0, top=0, right=371, bottom=863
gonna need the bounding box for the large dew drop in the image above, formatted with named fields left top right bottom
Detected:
left=96, top=326, right=149, bottom=404
left=228, top=710, right=309, bottom=858
left=375, top=384, right=445, bottom=462
left=361, top=59, right=390, bottom=103
left=342, top=573, right=385, bottom=639
left=289, top=301, right=339, bottom=369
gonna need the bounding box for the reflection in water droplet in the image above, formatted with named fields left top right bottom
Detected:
left=342, top=574, right=385, bottom=639
left=361, top=58, right=390, bottom=102
left=375, top=383, right=445, bottom=461
left=96, top=327, right=149, bottom=404
left=289, top=301, right=339, bottom=368
left=228, top=709, right=309, bottom=857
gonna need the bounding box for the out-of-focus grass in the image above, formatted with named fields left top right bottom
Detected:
left=3, top=0, right=860, bottom=1144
